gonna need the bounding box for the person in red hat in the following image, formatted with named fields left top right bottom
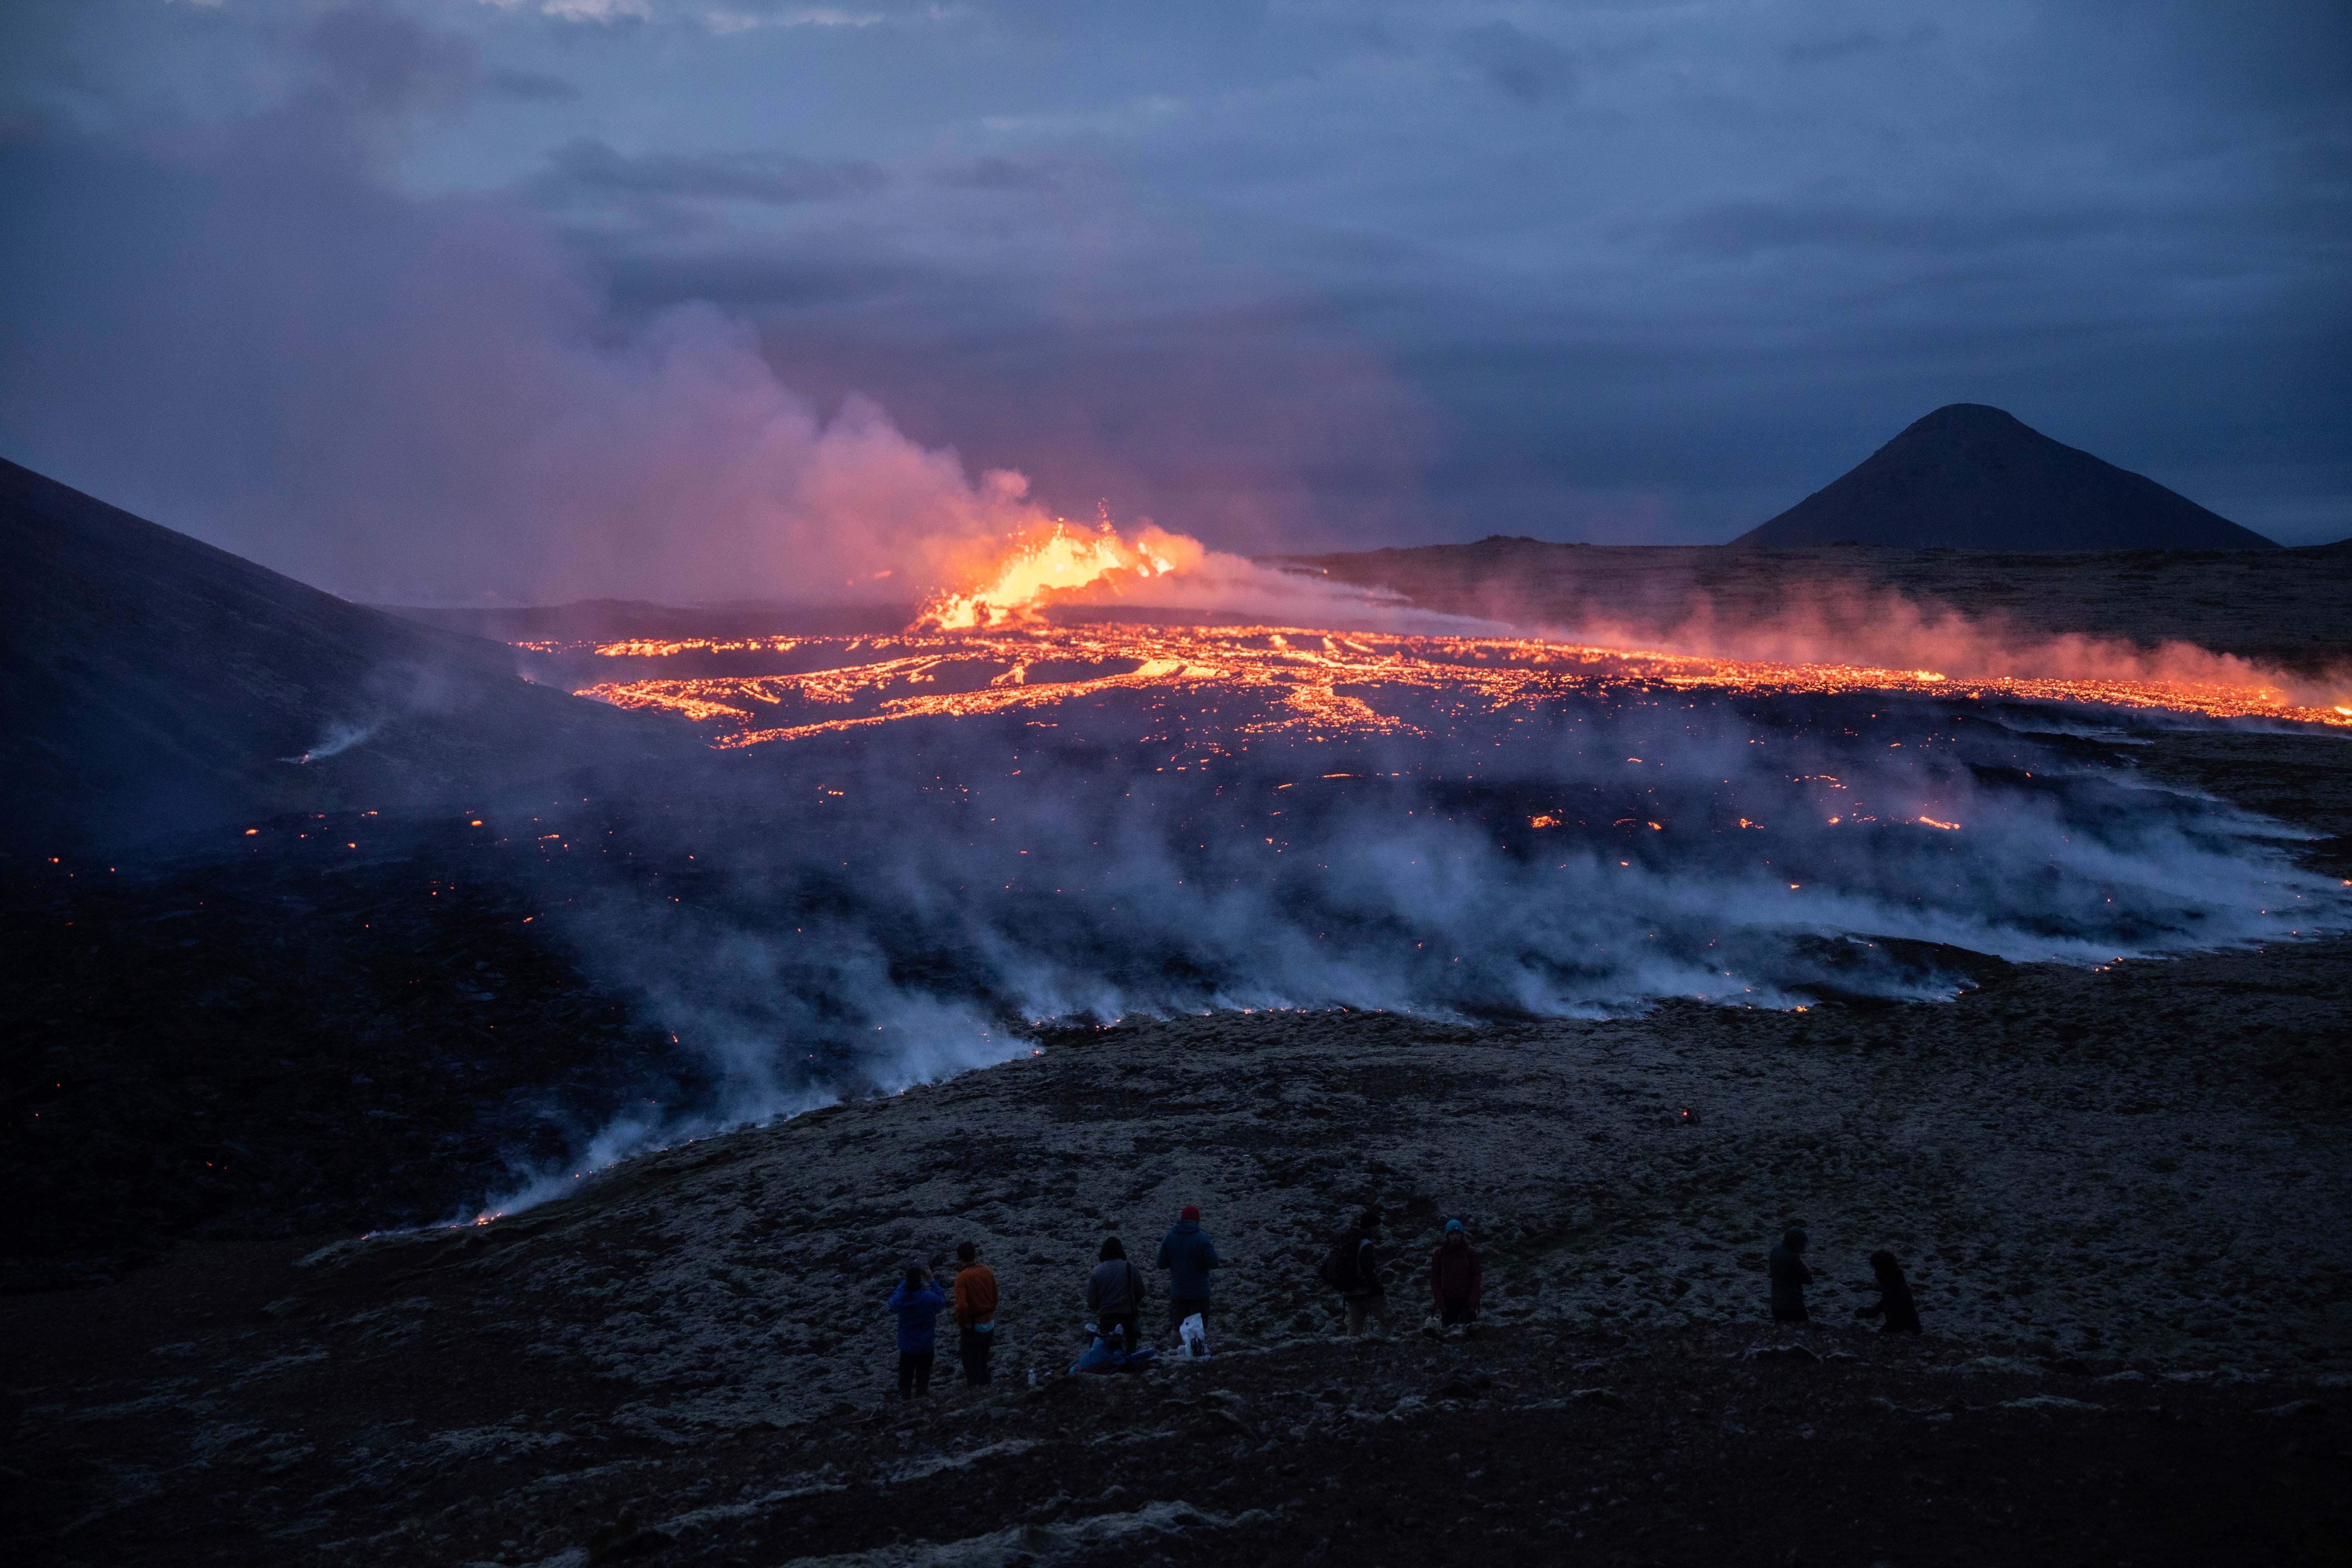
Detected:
left=1154, top=1203, right=1221, bottom=1347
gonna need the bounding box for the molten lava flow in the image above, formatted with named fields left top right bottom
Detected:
left=916, top=519, right=1201, bottom=630
left=566, top=622, right=2352, bottom=754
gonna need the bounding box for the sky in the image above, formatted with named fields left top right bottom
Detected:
left=2, top=0, right=2346, bottom=602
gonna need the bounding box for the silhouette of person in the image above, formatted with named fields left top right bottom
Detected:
left=1856, top=1248, right=1922, bottom=1333
left=1768, top=1225, right=1813, bottom=1323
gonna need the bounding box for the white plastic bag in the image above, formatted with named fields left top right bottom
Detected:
left=1179, top=1312, right=1209, bottom=1358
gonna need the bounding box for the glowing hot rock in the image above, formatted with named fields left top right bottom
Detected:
left=918, top=519, right=1202, bottom=630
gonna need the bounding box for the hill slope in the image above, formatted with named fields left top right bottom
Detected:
left=0, top=458, right=686, bottom=853
left=1733, top=404, right=2279, bottom=550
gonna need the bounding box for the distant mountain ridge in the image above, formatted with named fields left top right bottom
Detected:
left=1733, top=404, right=2279, bottom=551
left=0, top=459, right=686, bottom=853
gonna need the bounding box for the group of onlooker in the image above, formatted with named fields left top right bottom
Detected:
left=881, top=1209, right=1919, bottom=1401
left=1769, top=1224, right=1921, bottom=1332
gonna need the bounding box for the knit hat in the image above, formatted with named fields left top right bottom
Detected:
left=1180, top=1204, right=1201, bottom=1221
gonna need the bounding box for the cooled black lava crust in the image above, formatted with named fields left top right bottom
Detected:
left=0, top=816, right=707, bottom=1291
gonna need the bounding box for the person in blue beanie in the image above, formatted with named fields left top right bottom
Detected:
left=887, top=1263, right=950, bottom=1401
left=1155, top=1203, right=1221, bottom=1347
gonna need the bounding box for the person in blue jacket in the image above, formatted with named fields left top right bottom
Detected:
left=887, top=1263, right=950, bottom=1401
left=1155, top=1203, right=1221, bottom=1347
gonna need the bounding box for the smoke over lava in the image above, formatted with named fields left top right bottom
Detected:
left=465, top=541, right=2351, bottom=1211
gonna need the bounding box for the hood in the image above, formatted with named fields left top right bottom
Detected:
left=1167, top=1219, right=1201, bottom=1236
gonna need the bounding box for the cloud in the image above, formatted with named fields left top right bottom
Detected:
left=532, top=137, right=889, bottom=209
left=483, top=67, right=581, bottom=101
left=308, top=2, right=473, bottom=114
left=2, top=0, right=2348, bottom=553
left=1650, top=194, right=2128, bottom=260
left=1780, top=23, right=1939, bottom=66
left=923, top=155, right=1046, bottom=190
left=1454, top=21, right=1575, bottom=106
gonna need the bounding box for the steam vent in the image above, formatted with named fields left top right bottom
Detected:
left=1733, top=403, right=2281, bottom=551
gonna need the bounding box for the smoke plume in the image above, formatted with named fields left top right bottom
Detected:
left=473, top=678, right=2348, bottom=1214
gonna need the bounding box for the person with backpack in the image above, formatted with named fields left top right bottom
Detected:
left=1430, top=1219, right=1483, bottom=1328
left=1086, top=1236, right=1146, bottom=1352
left=951, top=1240, right=999, bottom=1385
left=887, top=1263, right=950, bottom=1402
left=1154, top=1204, right=1221, bottom=1347
left=1321, top=1209, right=1391, bottom=1336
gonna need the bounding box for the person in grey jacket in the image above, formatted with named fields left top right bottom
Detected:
left=1086, top=1237, right=1146, bottom=1350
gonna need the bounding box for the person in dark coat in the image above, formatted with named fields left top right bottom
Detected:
left=1336, top=1209, right=1392, bottom=1336
left=887, top=1263, right=950, bottom=1401
left=1154, top=1204, right=1221, bottom=1345
left=1856, top=1249, right=1922, bottom=1334
left=1430, top=1219, right=1483, bottom=1327
left=1085, top=1236, right=1146, bottom=1351
left=1768, top=1225, right=1813, bottom=1323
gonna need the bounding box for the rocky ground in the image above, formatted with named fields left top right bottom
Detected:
left=3, top=807, right=2347, bottom=1563
left=0, top=817, right=713, bottom=1290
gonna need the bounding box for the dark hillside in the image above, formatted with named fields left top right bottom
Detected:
left=0, top=459, right=687, bottom=852
left=1732, top=403, right=2279, bottom=550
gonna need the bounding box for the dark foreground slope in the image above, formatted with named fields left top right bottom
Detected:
left=1732, top=403, right=2279, bottom=550
left=0, top=459, right=686, bottom=853
left=2, top=918, right=2345, bottom=1568
left=0, top=815, right=715, bottom=1292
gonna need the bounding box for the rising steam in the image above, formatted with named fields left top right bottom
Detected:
left=472, top=674, right=2349, bottom=1217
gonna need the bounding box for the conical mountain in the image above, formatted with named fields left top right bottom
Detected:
left=1733, top=404, right=2278, bottom=551
left=0, top=458, right=686, bottom=853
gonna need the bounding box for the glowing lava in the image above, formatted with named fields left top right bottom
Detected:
left=916, top=519, right=1201, bottom=630
left=568, top=622, right=2352, bottom=751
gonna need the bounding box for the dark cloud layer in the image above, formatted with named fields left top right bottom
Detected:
left=0, top=0, right=2345, bottom=601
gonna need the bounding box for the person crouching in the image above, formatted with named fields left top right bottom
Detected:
left=1087, top=1237, right=1144, bottom=1352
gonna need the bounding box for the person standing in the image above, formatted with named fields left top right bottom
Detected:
left=1154, top=1204, right=1221, bottom=1346
left=1086, top=1237, right=1145, bottom=1351
left=951, top=1241, right=1000, bottom=1384
left=1334, top=1209, right=1392, bottom=1336
left=887, top=1263, right=949, bottom=1402
left=1430, top=1219, right=1483, bottom=1328
left=1856, top=1249, right=1922, bottom=1334
left=1768, top=1225, right=1813, bottom=1324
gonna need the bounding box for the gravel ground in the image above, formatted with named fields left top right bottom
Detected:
left=4, top=885, right=2346, bottom=1565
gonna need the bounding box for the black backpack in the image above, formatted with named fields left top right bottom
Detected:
left=1318, top=1234, right=1360, bottom=1291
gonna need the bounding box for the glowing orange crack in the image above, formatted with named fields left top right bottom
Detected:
left=572, top=624, right=2352, bottom=747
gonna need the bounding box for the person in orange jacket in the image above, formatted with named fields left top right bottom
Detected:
left=951, top=1240, right=1000, bottom=1385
